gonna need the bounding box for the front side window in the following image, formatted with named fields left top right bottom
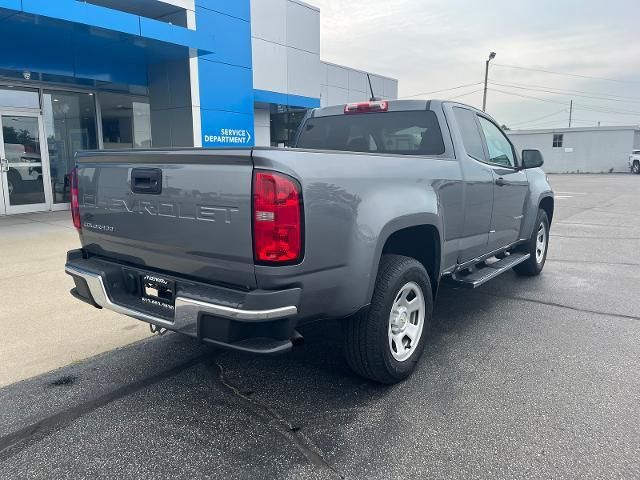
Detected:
left=296, top=111, right=445, bottom=156
left=553, top=134, right=564, bottom=148
left=478, top=116, right=515, bottom=167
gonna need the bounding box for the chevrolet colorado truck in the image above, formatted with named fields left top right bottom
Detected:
left=65, top=100, right=554, bottom=384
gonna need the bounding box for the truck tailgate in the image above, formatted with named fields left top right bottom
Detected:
left=76, top=149, right=256, bottom=289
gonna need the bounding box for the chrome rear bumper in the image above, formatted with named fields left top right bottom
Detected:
left=65, top=265, right=298, bottom=339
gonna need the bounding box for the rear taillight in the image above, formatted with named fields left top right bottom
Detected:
left=70, top=167, right=81, bottom=231
left=253, top=171, right=303, bottom=264
left=344, top=100, right=389, bottom=114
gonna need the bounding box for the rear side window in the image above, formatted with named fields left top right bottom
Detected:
left=453, top=107, right=485, bottom=160
left=296, top=111, right=445, bottom=156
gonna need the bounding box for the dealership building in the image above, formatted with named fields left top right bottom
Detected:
left=0, top=0, right=397, bottom=215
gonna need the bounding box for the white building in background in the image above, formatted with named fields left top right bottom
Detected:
left=508, top=126, right=640, bottom=173
left=251, top=0, right=398, bottom=147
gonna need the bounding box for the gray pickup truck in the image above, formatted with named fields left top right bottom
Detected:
left=65, top=99, right=553, bottom=383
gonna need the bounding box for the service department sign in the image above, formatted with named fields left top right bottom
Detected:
left=201, top=111, right=255, bottom=148
left=204, top=128, right=252, bottom=145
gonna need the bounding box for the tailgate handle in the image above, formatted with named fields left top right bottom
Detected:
left=131, top=168, right=162, bottom=194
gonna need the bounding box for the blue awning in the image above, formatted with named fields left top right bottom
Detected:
left=0, top=1, right=215, bottom=86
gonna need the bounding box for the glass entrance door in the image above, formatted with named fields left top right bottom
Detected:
left=0, top=112, right=51, bottom=214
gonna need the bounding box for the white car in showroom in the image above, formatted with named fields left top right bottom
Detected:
left=630, top=150, right=640, bottom=174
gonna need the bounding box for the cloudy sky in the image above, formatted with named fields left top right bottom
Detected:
left=310, top=0, right=640, bottom=130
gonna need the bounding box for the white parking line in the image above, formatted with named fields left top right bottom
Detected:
left=555, top=195, right=574, bottom=199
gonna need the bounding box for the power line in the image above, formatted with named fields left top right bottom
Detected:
left=445, top=88, right=484, bottom=101
left=490, top=88, right=640, bottom=117
left=573, top=103, right=640, bottom=117
left=492, top=63, right=640, bottom=85
left=509, top=108, right=568, bottom=127
left=401, top=82, right=483, bottom=99
left=489, top=80, right=640, bottom=102
left=489, top=88, right=570, bottom=106
left=491, top=81, right=640, bottom=104
left=512, top=119, right=573, bottom=129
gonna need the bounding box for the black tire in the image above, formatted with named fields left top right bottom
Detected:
left=343, top=254, right=433, bottom=384
left=632, top=161, right=640, bottom=175
left=513, top=209, right=550, bottom=276
left=7, top=170, right=22, bottom=196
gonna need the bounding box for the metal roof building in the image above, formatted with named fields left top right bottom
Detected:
left=507, top=126, right=640, bottom=174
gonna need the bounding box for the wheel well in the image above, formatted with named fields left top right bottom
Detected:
left=540, top=197, right=554, bottom=226
left=381, top=225, right=440, bottom=296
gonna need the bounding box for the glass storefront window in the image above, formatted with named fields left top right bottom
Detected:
left=1, top=115, right=45, bottom=206
left=42, top=91, right=98, bottom=203
left=0, top=87, right=39, bottom=109
left=99, top=92, right=152, bottom=149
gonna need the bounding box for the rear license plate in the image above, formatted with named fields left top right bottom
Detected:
left=141, top=274, right=175, bottom=306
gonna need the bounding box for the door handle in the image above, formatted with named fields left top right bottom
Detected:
left=495, top=177, right=507, bottom=187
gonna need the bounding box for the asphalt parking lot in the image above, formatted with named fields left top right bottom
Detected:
left=1, top=174, right=639, bottom=479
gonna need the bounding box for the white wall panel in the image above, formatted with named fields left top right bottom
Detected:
left=348, top=69, right=368, bottom=93
left=327, top=86, right=349, bottom=105
left=318, top=61, right=328, bottom=88
left=250, top=0, right=397, bottom=106
left=368, top=75, right=384, bottom=99
left=254, top=107, right=271, bottom=146
left=384, top=78, right=398, bottom=99
left=286, top=0, right=320, bottom=54
left=348, top=89, right=369, bottom=103
left=326, top=63, right=348, bottom=89
left=252, top=38, right=288, bottom=93
left=320, top=84, right=329, bottom=107
left=287, top=47, right=321, bottom=98
left=250, top=0, right=286, bottom=44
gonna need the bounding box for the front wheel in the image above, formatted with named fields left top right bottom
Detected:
left=513, top=209, right=550, bottom=276
left=632, top=161, right=640, bottom=174
left=343, top=255, right=432, bottom=384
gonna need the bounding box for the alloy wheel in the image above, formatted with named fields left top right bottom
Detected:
left=536, top=222, right=547, bottom=264
left=388, top=282, right=426, bottom=362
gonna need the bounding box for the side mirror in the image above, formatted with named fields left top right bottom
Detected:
left=522, top=149, right=544, bottom=169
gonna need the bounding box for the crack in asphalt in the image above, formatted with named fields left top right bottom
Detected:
left=474, top=291, right=640, bottom=322
left=0, top=353, right=211, bottom=462
left=210, top=360, right=344, bottom=480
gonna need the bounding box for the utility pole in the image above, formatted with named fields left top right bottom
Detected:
left=569, top=100, right=573, bottom=128
left=482, top=52, right=496, bottom=112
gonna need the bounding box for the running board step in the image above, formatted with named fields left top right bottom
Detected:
left=450, top=253, right=531, bottom=289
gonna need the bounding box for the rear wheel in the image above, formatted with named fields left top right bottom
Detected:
left=632, top=161, right=640, bottom=174
left=343, top=254, right=432, bottom=384
left=513, top=209, right=549, bottom=276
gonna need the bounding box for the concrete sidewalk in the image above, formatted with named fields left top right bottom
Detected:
left=0, top=211, right=149, bottom=387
